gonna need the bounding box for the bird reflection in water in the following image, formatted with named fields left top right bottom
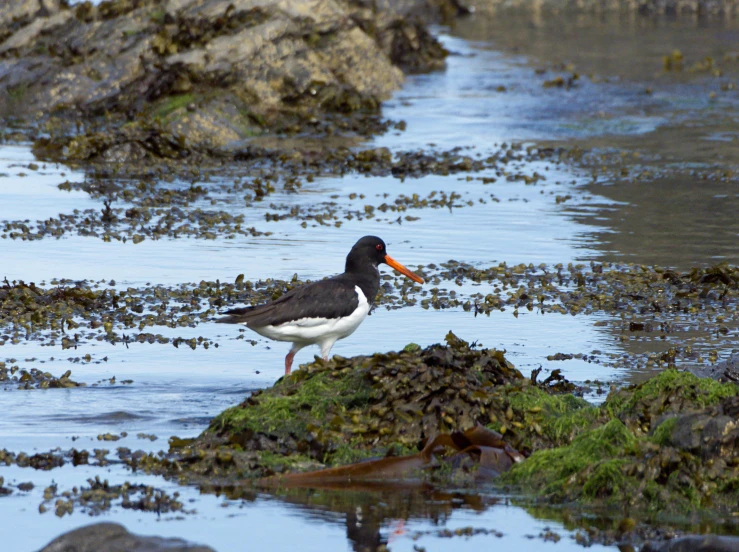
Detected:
left=204, top=483, right=494, bottom=552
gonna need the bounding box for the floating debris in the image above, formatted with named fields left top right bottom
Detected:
left=0, top=365, right=83, bottom=390
left=2, top=144, right=558, bottom=241
left=258, top=425, right=524, bottom=488
left=39, top=476, right=188, bottom=517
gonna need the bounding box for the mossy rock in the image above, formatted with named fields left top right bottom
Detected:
left=504, top=418, right=636, bottom=501
left=129, top=333, right=592, bottom=481
left=490, top=385, right=598, bottom=450
left=130, top=344, right=738, bottom=520
left=504, top=370, right=739, bottom=517
left=605, top=369, right=738, bottom=435
left=210, top=332, right=523, bottom=461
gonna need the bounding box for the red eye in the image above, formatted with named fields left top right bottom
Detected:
left=376, top=244, right=383, bottom=251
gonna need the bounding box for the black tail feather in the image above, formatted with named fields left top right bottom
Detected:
left=215, top=306, right=255, bottom=324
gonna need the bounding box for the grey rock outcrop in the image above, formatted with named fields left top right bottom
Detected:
left=690, top=354, right=739, bottom=383
left=39, top=522, right=216, bottom=552
left=0, top=0, right=454, bottom=159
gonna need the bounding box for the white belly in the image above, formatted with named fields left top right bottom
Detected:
left=247, top=286, right=371, bottom=346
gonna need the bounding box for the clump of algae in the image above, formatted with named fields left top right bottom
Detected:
left=503, top=370, right=739, bottom=516
left=126, top=335, right=738, bottom=521
left=127, top=333, right=589, bottom=481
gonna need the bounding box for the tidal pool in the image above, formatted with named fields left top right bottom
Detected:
left=1, top=10, right=738, bottom=552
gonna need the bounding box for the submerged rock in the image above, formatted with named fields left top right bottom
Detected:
left=39, top=476, right=188, bottom=517
left=0, top=364, right=83, bottom=390
left=39, top=522, right=214, bottom=552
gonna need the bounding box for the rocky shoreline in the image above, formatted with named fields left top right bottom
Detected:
left=1, top=0, right=459, bottom=164
left=5, top=0, right=739, bottom=169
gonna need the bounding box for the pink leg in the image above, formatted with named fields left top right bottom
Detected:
left=285, top=350, right=297, bottom=376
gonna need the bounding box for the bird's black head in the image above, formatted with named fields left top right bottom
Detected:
left=345, top=236, right=424, bottom=283
left=347, top=235, right=387, bottom=267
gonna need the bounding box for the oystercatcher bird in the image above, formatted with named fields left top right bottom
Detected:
left=217, top=236, right=424, bottom=375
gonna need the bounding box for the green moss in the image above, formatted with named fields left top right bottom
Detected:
left=717, top=478, right=739, bottom=494
left=502, top=370, right=739, bottom=515
left=667, top=469, right=700, bottom=507
left=325, top=439, right=416, bottom=466
left=504, top=419, right=636, bottom=501
left=640, top=479, right=666, bottom=509
left=152, top=94, right=196, bottom=121
left=328, top=439, right=376, bottom=466
left=546, top=406, right=600, bottom=446
left=649, top=416, right=678, bottom=446
left=256, top=451, right=315, bottom=472
left=582, top=458, right=629, bottom=499
left=504, top=385, right=598, bottom=448
left=604, top=369, right=737, bottom=422
left=211, top=367, right=371, bottom=439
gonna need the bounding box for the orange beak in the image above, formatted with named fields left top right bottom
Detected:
left=384, top=255, right=424, bottom=284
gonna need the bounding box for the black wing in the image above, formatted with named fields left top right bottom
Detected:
left=216, top=276, right=359, bottom=327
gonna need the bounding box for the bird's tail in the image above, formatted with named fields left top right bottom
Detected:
left=215, top=306, right=255, bottom=324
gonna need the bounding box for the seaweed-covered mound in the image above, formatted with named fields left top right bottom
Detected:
left=126, top=334, right=591, bottom=480
left=505, top=370, right=739, bottom=516
left=210, top=333, right=523, bottom=460
left=124, top=335, right=737, bottom=519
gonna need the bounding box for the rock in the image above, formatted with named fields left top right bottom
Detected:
left=690, top=354, right=739, bottom=384
left=642, top=535, right=739, bottom=552
left=0, top=11, right=71, bottom=54
left=0, top=0, right=455, bottom=159
left=123, top=334, right=592, bottom=483
left=39, top=522, right=215, bottom=552
left=504, top=370, right=739, bottom=517
left=100, top=141, right=149, bottom=164
left=667, top=406, right=739, bottom=459
left=0, top=0, right=61, bottom=29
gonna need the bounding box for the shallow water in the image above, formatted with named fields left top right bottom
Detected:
left=2, top=11, right=739, bottom=552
